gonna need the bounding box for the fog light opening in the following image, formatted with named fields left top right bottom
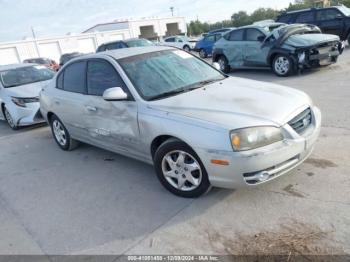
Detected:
left=257, top=171, right=270, bottom=182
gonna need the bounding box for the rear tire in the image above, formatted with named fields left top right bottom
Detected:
left=217, top=55, right=230, bottom=73
left=3, top=106, right=18, bottom=130
left=154, top=138, right=211, bottom=198
left=50, top=115, right=79, bottom=151
left=199, top=49, right=207, bottom=58
left=272, top=54, right=294, bottom=77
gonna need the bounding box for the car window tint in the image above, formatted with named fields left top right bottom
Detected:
left=56, top=72, right=63, bottom=89
left=215, top=34, right=222, bottom=41
left=63, top=61, right=86, bottom=94
left=295, top=12, right=314, bottom=23
left=206, top=35, right=215, bottom=41
left=278, top=14, right=292, bottom=23
left=229, top=29, right=244, bottom=41
left=246, top=29, right=265, bottom=41
left=165, top=37, right=175, bottom=42
left=316, top=9, right=341, bottom=21
left=87, top=60, right=124, bottom=96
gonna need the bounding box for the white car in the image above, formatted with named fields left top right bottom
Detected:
left=160, top=36, right=197, bottom=52
left=0, top=64, right=55, bottom=129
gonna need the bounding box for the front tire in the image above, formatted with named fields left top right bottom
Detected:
left=154, top=138, right=211, bottom=198
left=272, top=54, right=294, bottom=77
left=217, top=55, right=230, bottom=73
left=50, top=115, right=79, bottom=151
left=3, top=106, right=18, bottom=130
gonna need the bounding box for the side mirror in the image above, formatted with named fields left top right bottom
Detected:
left=103, top=87, right=128, bottom=101
left=257, top=35, right=265, bottom=42
left=212, top=62, right=221, bottom=71
left=336, top=13, right=343, bottom=19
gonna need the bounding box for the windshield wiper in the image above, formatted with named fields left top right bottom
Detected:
left=148, top=88, right=187, bottom=101
left=187, top=78, right=223, bottom=90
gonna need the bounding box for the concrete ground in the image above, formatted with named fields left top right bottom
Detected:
left=0, top=49, right=349, bottom=258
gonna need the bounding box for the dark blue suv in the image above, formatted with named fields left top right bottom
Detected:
left=277, top=5, right=350, bottom=43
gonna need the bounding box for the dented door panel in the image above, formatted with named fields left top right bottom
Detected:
left=223, top=42, right=245, bottom=67
left=83, top=96, right=141, bottom=158
left=244, top=43, right=270, bottom=67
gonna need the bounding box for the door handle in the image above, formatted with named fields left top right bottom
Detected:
left=85, top=105, right=97, bottom=112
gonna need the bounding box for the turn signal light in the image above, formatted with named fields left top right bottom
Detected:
left=211, top=159, right=229, bottom=166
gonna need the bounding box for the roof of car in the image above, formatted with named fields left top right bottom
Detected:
left=282, top=6, right=342, bottom=15
left=0, top=63, right=38, bottom=71
left=78, top=46, right=175, bottom=61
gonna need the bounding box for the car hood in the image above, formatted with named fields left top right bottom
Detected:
left=284, top=33, right=340, bottom=48
left=4, top=80, right=51, bottom=98
left=148, top=77, right=311, bottom=129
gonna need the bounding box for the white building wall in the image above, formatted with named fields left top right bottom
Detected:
left=0, top=29, right=130, bottom=65
left=128, top=17, right=186, bottom=39
left=0, top=17, right=186, bottom=65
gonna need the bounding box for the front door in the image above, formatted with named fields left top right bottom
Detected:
left=243, top=28, right=270, bottom=67
left=83, top=59, right=140, bottom=156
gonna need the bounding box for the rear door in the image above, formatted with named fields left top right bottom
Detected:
left=83, top=59, right=140, bottom=155
left=243, top=28, right=270, bottom=67
left=52, top=61, right=90, bottom=139
left=315, top=8, right=344, bottom=37
left=294, top=10, right=316, bottom=24
left=223, top=29, right=245, bottom=67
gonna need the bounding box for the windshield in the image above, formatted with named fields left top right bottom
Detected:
left=118, top=50, right=225, bottom=101
left=126, top=39, right=154, bottom=47
left=337, top=6, right=350, bottom=16
left=0, top=65, right=55, bottom=88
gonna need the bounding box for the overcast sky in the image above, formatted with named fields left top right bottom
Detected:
left=0, top=0, right=292, bottom=42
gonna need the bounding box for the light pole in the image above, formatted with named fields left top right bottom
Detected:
left=170, top=7, right=174, bottom=17
left=31, top=26, right=41, bottom=57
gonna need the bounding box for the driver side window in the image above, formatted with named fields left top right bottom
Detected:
left=245, top=28, right=265, bottom=41
left=87, top=60, right=126, bottom=96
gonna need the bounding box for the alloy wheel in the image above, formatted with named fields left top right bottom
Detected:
left=161, top=150, right=202, bottom=191
left=52, top=119, right=67, bottom=146
left=274, top=56, right=290, bottom=75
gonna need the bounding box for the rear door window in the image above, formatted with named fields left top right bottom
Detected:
left=295, top=11, right=315, bottom=23
left=165, top=37, right=175, bottom=42
left=62, top=61, right=87, bottom=94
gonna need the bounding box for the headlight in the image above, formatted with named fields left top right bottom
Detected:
left=230, top=126, right=283, bottom=151
left=11, top=97, right=39, bottom=107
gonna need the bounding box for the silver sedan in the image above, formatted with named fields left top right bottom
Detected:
left=40, top=46, right=321, bottom=198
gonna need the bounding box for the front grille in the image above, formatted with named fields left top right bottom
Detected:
left=288, top=108, right=312, bottom=134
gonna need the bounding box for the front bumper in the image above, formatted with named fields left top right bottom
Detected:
left=298, top=41, right=343, bottom=68
left=195, top=106, right=321, bottom=189
left=10, top=102, right=45, bottom=126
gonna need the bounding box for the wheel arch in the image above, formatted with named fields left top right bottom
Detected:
left=47, top=111, right=54, bottom=123
left=150, top=135, right=194, bottom=160
left=1, top=103, right=5, bottom=118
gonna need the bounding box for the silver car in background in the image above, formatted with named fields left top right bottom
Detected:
left=0, top=64, right=55, bottom=129
left=40, top=46, right=321, bottom=198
